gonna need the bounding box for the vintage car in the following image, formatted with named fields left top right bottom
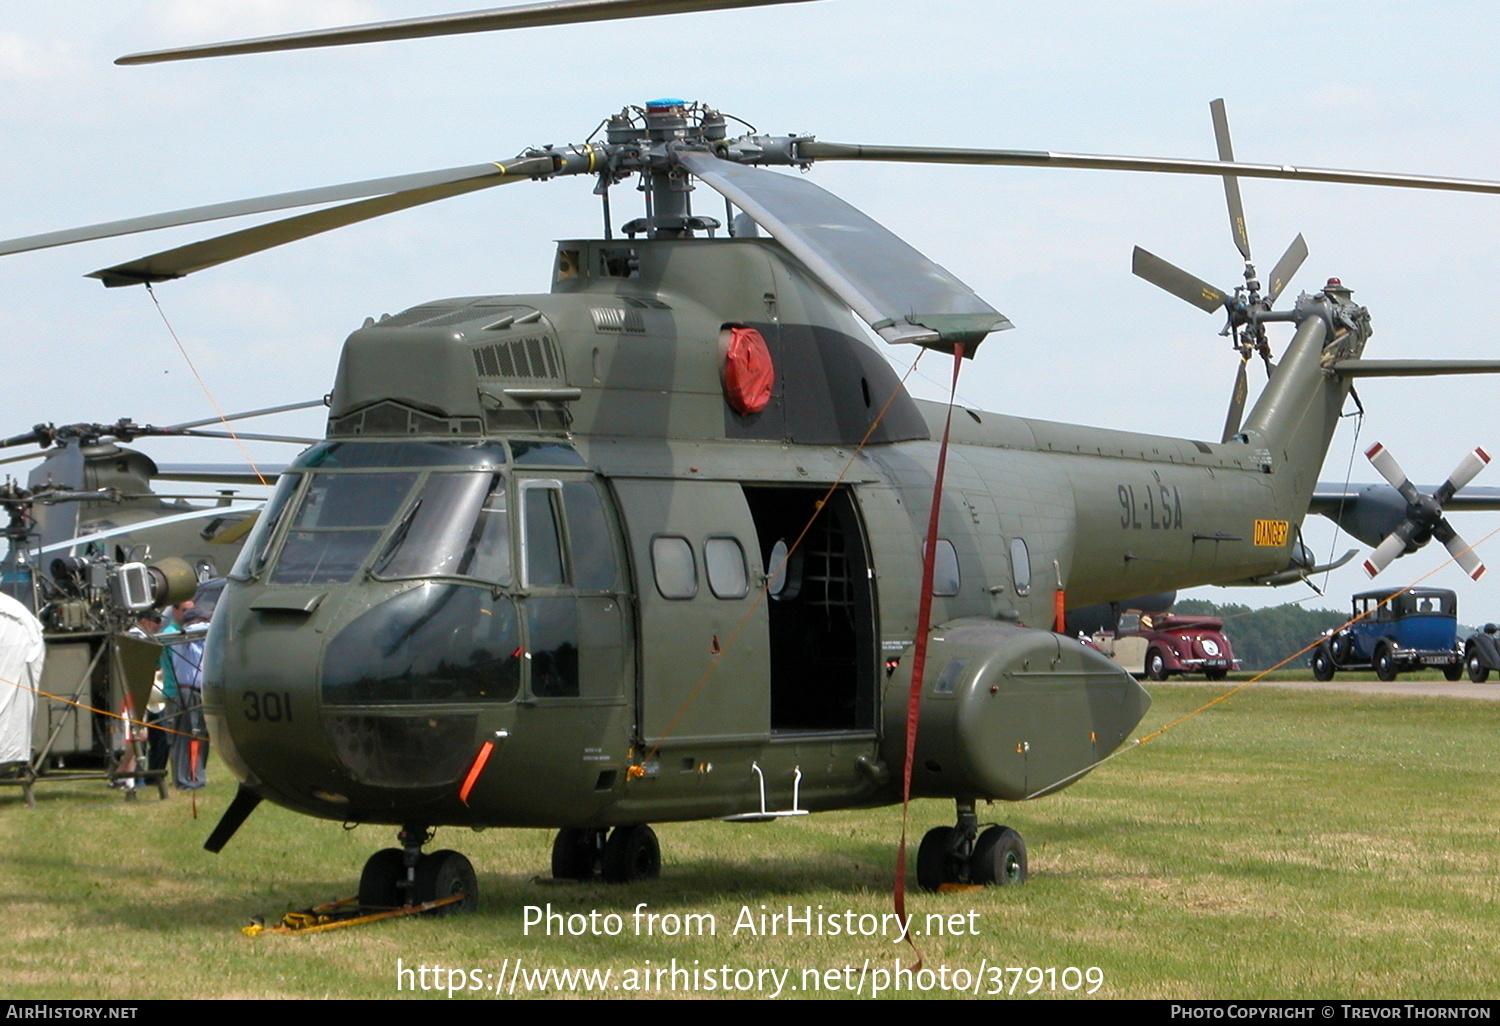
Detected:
left=1311, top=587, right=1462, bottom=682
left=1461, top=624, right=1500, bottom=683
left=1097, top=611, right=1240, bottom=681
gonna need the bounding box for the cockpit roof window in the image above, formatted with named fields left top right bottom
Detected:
left=510, top=441, right=586, bottom=467
left=294, top=440, right=508, bottom=470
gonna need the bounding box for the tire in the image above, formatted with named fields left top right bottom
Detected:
left=1468, top=649, right=1491, bottom=684
left=601, top=825, right=660, bottom=883
left=551, top=827, right=605, bottom=881
left=916, top=826, right=959, bottom=893
left=970, top=825, right=1027, bottom=886
left=1373, top=643, right=1399, bottom=682
left=1444, top=661, right=1464, bottom=682
left=1204, top=668, right=1228, bottom=682
left=414, top=849, right=478, bottom=914
left=1145, top=650, right=1169, bottom=682
left=1311, top=647, right=1336, bottom=682
left=358, top=848, right=407, bottom=909
left=1330, top=633, right=1352, bottom=665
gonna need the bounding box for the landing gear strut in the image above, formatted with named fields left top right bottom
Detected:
left=916, top=802, right=1028, bottom=892
left=358, top=826, right=478, bottom=914
left=550, top=824, right=660, bottom=883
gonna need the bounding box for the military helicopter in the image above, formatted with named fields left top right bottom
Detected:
left=8, top=0, right=1500, bottom=905
left=0, top=404, right=317, bottom=803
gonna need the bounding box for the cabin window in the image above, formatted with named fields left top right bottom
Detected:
left=1011, top=538, right=1032, bottom=596
left=372, top=472, right=511, bottom=583
left=705, top=537, right=749, bottom=599
left=651, top=536, right=698, bottom=599
left=269, top=472, right=417, bottom=585
left=931, top=539, right=960, bottom=597
left=520, top=481, right=567, bottom=588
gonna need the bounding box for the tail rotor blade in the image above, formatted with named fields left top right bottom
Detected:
left=1265, top=234, right=1308, bottom=305
left=1132, top=247, right=1227, bottom=313
left=1221, top=357, right=1250, bottom=442
left=1210, top=99, right=1251, bottom=261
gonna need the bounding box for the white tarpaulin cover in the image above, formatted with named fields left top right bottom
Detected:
left=0, top=592, right=44, bottom=765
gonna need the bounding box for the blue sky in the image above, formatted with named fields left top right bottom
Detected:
left=3, top=1, right=1500, bottom=619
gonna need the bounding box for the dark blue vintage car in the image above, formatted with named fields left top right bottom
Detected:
left=1311, top=587, right=1463, bottom=682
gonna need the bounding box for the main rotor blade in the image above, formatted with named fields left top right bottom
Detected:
left=163, top=399, right=325, bottom=432
left=798, top=141, right=1500, bottom=197
left=0, top=161, right=539, bottom=260
left=116, top=0, right=820, bottom=64
left=1210, top=99, right=1251, bottom=261
left=680, top=152, right=1011, bottom=352
left=1264, top=234, right=1308, bottom=305
left=1131, top=247, right=1226, bottom=313
left=86, top=163, right=549, bottom=286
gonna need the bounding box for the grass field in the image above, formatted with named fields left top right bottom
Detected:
left=3, top=683, right=1497, bottom=1000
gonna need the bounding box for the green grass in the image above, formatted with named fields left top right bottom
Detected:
left=2, top=685, right=1497, bottom=999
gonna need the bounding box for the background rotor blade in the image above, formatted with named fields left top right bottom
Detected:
left=1440, top=527, right=1487, bottom=580
left=1210, top=99, right=1251, bottom=261
left=1131, top=247, right=1226, bottom=312
left=1220, top=357, right=1250, bottom=443
left=116, top=0, right=820, bottom=64
left=1264, top=234, right=1308, bottom=305
left=86, top=164, right=549, bottom=286
left=1434, top=447, right=1492, bottom=504
left=1362, top=532, right=1409, bottom=577
left=798, top=141, right=1500, bottom=196
left=0, top=161, right=534, bottom=259
left=680, top=152, right=1011, bottom=351
left=1365, top=442, right=1423, bottom=505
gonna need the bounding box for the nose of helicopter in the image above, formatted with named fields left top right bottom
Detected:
left=205, top=581, right=523, bottom=821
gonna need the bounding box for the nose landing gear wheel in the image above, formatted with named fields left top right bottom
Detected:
left=602, top=824, right=660, bottom=883
left=970, top=826, right=1027, bottom=886
left=415, top=849, right=478, bottom=914
left=358, top=848, right=407, bottom=909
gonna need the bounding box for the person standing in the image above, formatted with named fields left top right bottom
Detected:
left=166, top=604, right=210, bottom=789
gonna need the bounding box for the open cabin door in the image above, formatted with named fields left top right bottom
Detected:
left=611, top=479, right=771, bottom=745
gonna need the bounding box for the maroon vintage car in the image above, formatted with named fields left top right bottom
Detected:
left=1115, top=611, right=1240, bottom=681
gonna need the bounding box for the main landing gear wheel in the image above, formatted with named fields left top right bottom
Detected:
left=970, top=826, right=1027, bottom=886
left=358, top=848, right=407, bottom=909
left=602, top=825, right=660, bottom=883
left=415, top=849, right=478, bottom=914
left=1311, top=647, right=1336, bottom=682
left=916, top=825, right=962, bottom=892
left=1145, top=650, right=1169, bottom=681
left=552, top=827, right=607, bottom=881
left=1468, top=651, right=1490, bottom=684
left=1374, top=642, right=1399, bottom=682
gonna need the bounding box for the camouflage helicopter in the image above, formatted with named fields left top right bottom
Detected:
left=8, top=0, right=1500, bottom=907
left=0, top=405, right=316, bottom=803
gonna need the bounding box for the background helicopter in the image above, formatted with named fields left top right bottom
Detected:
left=0, top=403, right=315, bottom=802
left=6, top=1, right=1500, bottom=900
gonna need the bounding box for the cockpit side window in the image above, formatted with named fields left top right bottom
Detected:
left=230, top=472, right=301, bottom=581
left=520, top=480, right=567, bottom=588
